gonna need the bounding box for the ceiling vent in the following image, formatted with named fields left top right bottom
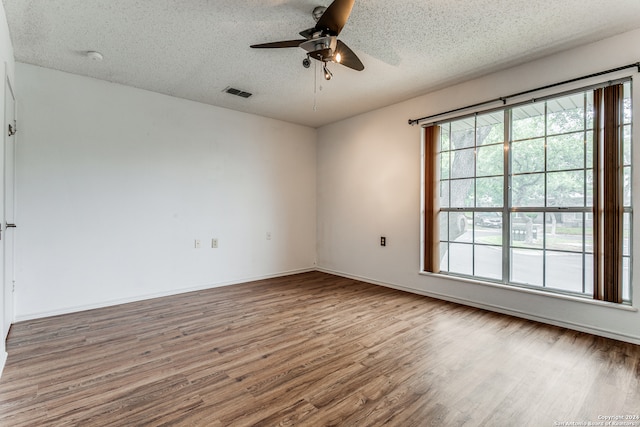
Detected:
left=223, top=87, right=252, bottom=98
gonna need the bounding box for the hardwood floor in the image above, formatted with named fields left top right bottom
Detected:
left=1, top=271, right=639, bottom=426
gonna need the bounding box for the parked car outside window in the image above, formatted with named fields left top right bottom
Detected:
left=474, top=212, right=502, bottom=228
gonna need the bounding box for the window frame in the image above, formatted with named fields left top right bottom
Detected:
left=422, top=78, right=633, bottom=304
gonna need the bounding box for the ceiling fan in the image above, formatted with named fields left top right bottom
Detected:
left=250, top=0, right=364, bottom=80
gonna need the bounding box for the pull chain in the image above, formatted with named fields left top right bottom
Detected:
left=313, top=60, right=318, bottom=112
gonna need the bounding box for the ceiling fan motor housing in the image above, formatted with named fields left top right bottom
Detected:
left=300, top=37, right=337, bottom=60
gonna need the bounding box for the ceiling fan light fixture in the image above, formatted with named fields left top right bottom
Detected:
left=335, top=52, right=342, bottom=63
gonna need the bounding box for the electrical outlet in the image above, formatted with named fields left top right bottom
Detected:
left=212, top=238, right=218, bottom=248
left=195, top=239, right=201, bottom=249
left=381, top=236, right=386, bottom=247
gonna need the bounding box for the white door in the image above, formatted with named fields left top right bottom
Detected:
left=3, top=77, right=15, bottom=340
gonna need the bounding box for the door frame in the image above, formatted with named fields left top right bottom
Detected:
left=3, top=70, right=16, bottom=340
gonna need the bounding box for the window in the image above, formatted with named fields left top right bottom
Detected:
left=424, top=81, right=632, bottom=303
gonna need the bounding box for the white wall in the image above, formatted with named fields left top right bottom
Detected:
left=14, top=63, right=317, bottom=320
left=317, top=28, right=640, bottom=344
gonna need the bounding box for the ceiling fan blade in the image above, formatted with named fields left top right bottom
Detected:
left=250, top=40, right=306, bottom=49
left=335, top=40, right=364, bottom=71
left=315, top=0, right=355, bottom=36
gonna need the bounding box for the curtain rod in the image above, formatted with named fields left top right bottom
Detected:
left=408, top=61, right=640, bottom=126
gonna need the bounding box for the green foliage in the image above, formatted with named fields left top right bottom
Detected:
left=440, top=98, right=593, bottom=210
left=439, top=84, right=632, bottom=240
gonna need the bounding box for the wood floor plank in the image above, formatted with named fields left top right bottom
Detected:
left=1, top=271, right=639, bottom=426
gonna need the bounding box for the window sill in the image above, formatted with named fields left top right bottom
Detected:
left=418, top=271, right=638, bottom=312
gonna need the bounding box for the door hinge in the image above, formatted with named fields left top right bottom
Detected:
left=8, top=120, right=16, bottom=137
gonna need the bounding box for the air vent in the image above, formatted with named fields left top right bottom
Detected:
left=223, top=87, right=252, bottom=98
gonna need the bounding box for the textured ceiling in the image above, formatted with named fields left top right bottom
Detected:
left=4, top=0, right=640, bottom=128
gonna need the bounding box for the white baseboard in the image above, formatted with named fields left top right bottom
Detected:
left=317, top=267, right=640, bottom=345
left=15, top=267, right=316, bottom=322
